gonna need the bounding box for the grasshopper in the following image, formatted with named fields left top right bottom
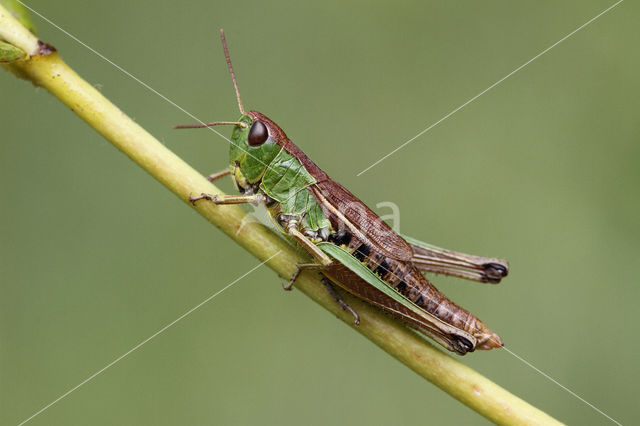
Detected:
left=176, top=30, right=508, bottom=355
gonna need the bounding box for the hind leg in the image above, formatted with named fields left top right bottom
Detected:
left=321, top=277, right=360, bottom=325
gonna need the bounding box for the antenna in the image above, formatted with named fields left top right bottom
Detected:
left=220, top=29, right=245, bottom=115
left=173, top=121, right=245, bottom=130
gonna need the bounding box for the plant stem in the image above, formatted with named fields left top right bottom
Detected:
left=1, top=7, right=561, bottom=425
left=0, top=3, right=38, bottom=54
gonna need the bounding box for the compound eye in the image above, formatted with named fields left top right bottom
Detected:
left=248, top=121, right=269, bottom=146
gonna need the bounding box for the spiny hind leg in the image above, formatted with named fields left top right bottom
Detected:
left=321, top=277, right=360, bottom=325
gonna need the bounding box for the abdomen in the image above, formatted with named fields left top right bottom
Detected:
left=330, top=232, right=502, bottom=350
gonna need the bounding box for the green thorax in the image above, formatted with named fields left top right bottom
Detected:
left=229, top=115, right=330, bottom=232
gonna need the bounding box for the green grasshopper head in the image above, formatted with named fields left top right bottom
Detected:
left=227, top=111, right=284, bottom=187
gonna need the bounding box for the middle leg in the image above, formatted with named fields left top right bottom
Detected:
left=284, top=223, right=333, bottom=290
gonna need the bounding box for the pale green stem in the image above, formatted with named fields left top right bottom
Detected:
left=0, top=3, right=38, bottom=54
left=0, top=6, right=562, bottom=425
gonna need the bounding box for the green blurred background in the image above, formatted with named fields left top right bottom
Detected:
left=1, top=1, right=637, bottom=424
